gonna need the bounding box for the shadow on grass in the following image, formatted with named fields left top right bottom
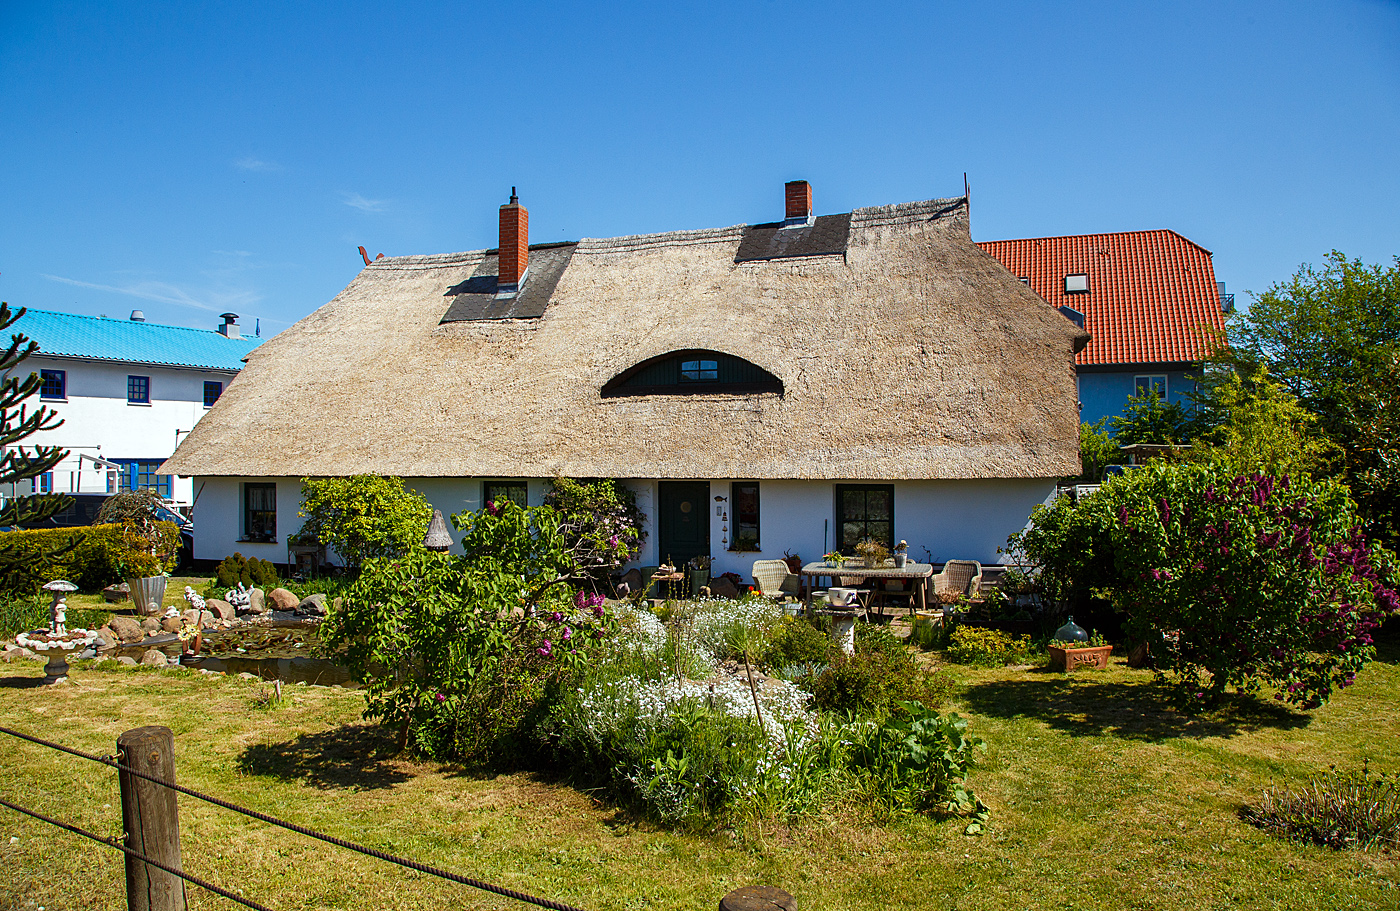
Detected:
left=237, top=723, right=411, bottom=790
left=0, top=674, right=48, bottom=689
left=961, top=669, right=1313, bottom=741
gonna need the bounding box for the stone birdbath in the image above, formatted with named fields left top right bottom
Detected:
left=14, top=580, right=99, bottom=684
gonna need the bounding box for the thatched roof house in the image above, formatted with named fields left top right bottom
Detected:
left=164, top=182, right=1087, bottom=572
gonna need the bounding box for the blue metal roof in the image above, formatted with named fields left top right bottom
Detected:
left=15, top=308, right=263, bottom=370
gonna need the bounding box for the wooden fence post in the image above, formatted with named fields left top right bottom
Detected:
left=118, top=725, right=187, bottom=911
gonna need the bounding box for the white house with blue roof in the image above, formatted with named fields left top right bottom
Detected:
left=16, top=308, right=262, bottom=508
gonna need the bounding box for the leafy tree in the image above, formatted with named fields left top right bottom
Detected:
left=1077, top=418, right=1125, bottom=482
left=296, top=475, right=432, bottom=569
left=1192, top=367, right=1339, bottom=479
left=1013, top=460, right=1399, bottom=709
left=1227, top=252, right=1400, bottom=542
left=0, top=303, right=69, bottom=529
left=322, top=499, right=614, bottom=761
left=1110, top=389, right=1200, bottom=446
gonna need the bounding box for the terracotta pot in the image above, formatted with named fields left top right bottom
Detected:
left=1048, top=644, right=1113, bottom=672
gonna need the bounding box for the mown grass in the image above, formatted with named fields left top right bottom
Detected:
left=1, top=633, right=1397, bottom=911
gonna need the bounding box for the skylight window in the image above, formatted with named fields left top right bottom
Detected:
left=1065, top=273, right=1089, bottom=293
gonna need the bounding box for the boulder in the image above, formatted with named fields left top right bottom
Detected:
left=182, top=609, right=202, bottom=626
left=93, top=627, right=117, bottom=650
left=709, top=576, right=740, bottom=600
left=117, top=655, right=138, bottom=666
left=139, top=649, right=168, bottom=668
left=247, top=588, right=267, bottom=614
left=2, top=646, right=30, bottom=662
left=199, top=610, right=216, bottom=628
left=205, top=599, right=235, bottom=621
left=269, top=588, right=299, bottom=611
left=140, top=618, right=161, bottom=633
left=297, top=593, right=328, bottom=616
left=108, top=615, right=144, bottom=642
left=161, top=617, right=183, bottom=634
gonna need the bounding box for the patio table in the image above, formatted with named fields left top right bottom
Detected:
left=798, top=561, right=933, bottom=615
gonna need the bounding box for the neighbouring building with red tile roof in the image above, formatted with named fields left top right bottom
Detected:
left=978, top=229, right=1228, bottom=425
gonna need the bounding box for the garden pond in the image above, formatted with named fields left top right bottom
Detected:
left=115, top=621, right=358, bottom=687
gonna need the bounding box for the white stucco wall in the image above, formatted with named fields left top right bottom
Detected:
left=190, top=475, right=1055, bottom=572
left=24, top=355, right=239, bottom=505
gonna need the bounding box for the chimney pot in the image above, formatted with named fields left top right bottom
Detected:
left=218, top=312, right=241, bottom=339
left=498, top=190, right=529, bottom=289
left=785, top=180, right=812, bottom=222
left=129, top=310, right=146, bottom=322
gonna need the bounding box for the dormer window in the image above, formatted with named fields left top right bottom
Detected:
left=603, top=349, right=782, bottom=398
left=1065, top=273, right=1089, bottom=293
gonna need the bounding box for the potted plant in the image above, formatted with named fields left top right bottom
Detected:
left=822, top=551, right=845, bottom=568
left=1047, top=623, right=1112, bottom=672
left=893, top=539, right=909, bottom=568
left=117, top=514, right=174, bottom=617
left=687, top=554, right=712, bottom=596
left=854, top=537, right=889, bottom=568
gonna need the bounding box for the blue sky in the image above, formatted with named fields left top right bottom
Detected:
left=2, top=1, right=1397, bottom=334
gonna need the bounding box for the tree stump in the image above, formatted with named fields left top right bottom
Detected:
left=719, top=886, right=796, bottom=911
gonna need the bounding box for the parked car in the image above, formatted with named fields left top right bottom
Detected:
left=12, top=491, right=195, bottom=565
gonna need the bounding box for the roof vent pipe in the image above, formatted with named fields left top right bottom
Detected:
left=784, top=180, right=813, bottom=227
left=129, top=310, right=146, bottom=322
left=218, top=313, right=241, bottom=339
left=498, top=187, right=528, bottom=292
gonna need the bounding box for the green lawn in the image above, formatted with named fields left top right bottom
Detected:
left=2, top=636, right=1397, bottom=911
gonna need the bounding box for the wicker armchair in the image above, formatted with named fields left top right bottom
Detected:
left=752, top=559, right=799, bottom=599
left=928, top=560, right=982, bottom=606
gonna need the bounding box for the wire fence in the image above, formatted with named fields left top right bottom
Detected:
left=0, top=724, right=590, bottom=911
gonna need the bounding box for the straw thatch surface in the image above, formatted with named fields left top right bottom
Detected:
left=162, top=197, right=1087, bottom=481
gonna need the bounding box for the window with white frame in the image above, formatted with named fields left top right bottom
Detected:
left=1135, top=375, right=1167, bottom=398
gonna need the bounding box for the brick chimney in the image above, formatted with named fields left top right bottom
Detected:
left=498, top=187, right=528, bottom=289
left=784, top=180, right=812, bottom=225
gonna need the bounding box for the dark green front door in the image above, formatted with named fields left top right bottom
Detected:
left=658, top=481, right=710, bottom=569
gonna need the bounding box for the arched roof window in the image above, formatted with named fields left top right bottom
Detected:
left=602, top=349, right=783, bottom=398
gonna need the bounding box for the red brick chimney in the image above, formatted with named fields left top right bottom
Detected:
left=498, top=187, right=528, bottom=287
left=785, top=180, right=812, bottom=222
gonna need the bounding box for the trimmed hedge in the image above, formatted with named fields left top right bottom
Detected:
left=0, top=522, right=181, bottom=595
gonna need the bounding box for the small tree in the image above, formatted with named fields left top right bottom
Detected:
left=1077, top=418, right=1124, bottom=482
left=1110, top=389, right=1201, bottom=445
left=0, top=303, right=69, bottom=529
left=296, top=475, right=432, bottom=569
left=542, top=478, right=646, bottom=582
left=1015, top=460, right=1399, bottom=709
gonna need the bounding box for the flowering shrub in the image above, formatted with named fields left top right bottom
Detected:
left=1015, top=460, right=1400, bottom=708
left=542, top=478, right=646, bottom=579
left=323, top=500, right=615, bottom=762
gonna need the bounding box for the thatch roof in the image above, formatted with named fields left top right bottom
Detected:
left=162, top=197, right=1088, bottom=481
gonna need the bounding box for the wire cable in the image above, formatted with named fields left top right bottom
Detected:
left=0, top=794, right=274, bottom=911
left=0, top=725, right=588, bottom=911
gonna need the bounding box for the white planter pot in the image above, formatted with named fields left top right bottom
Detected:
left=128, top=576, right=168, bottom=617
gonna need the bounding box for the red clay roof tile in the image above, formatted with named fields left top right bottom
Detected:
left=977, top=230, right=1225, bottom=367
